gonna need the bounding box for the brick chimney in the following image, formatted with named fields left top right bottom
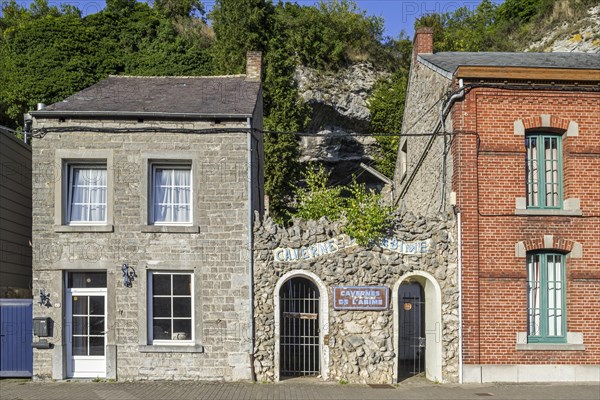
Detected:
left=413, top=27, right=434, bottom=64
left=246, top=51, right=262, bottom=82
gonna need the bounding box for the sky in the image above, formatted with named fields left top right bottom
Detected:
left=5, top=0, right=495, bottom=38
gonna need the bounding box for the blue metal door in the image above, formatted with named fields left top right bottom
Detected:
left=0, top=299, right=33, bottom=377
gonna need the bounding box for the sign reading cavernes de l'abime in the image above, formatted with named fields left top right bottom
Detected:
left=333, top=286, right=389, bottom=310
left=272, top=235, right=430, bottom=262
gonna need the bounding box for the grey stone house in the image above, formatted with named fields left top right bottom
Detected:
left=29, top=52, right=264, bottom=380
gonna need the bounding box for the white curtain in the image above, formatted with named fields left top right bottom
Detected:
left=546, top=255, right=562, bottom=336
left=544, top=138, right=559, bottom=207
left=153, top=167, right=191, bottom=223
left=70, top=167, right=107, bottom=223
left=526, top=137, right=539, bottom=207
left=527, top=255, right=541, bottom=336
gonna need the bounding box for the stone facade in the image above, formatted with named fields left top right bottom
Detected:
left=30, top=116, right=262, bottom=380
left=253, top=213, right=459, bottom=384
left=393, top=49, right=454, bottom=215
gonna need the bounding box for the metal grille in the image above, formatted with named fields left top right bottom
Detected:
left=398, top=282, right=425, bottom=380
left=280, top=277, right=320, bottom=377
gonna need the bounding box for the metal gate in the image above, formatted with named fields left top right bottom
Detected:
left=0, top=299, right=33, bottom=377
left=279, top=277, right=320, bottom=377
left=398, top=282, right=425, bottom=380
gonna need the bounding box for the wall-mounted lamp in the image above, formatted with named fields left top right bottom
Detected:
left=122, top=263, right=137, bottom=288
left=38, top=289, right=51, bottom=307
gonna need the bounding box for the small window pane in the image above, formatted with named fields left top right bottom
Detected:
left=173, top=319, right=192, bottom=339
left=89, top=337, right=105, bottom=356
left=152, top=298, right=171, bottom=318
left=173, top=298, right=191, bottom=318
left=89, top=317, right=105, bottom=335
left=153, top=274, right=171, bottom=295
left=72, top=296, right=87, bottom=315
left=152, top=319, right=171, bottom=340
left=89, top=296, right=104, bottom=316
left=173, top=274, right=191, bottom=295
left=72, top=336, right=88, bottom=356
left=68, top=272, right=107, bottom=288
left=73, top=316, right=88, bottom=336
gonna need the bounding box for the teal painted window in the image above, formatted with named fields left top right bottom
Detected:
left=525, top=134, right=562, bottom=208
left=527, top=253, right=566, bottom=343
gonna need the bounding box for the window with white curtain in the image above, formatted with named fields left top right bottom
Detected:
left=527, top=252, right=566, bottom=343
left=525, top=134, right=562, bottom=209
left=67, top=165, right=107, bottom=224
left=151, top=165, right=192, bottom=225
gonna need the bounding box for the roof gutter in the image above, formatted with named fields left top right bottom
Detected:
left=29, top=110, right=253, bottom=119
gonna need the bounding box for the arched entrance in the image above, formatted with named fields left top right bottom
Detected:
left=398, top=282, right=425, bottom=379
left=274, top=271, right=329, bottom=381
left=393, top=272, right=443, bottom=383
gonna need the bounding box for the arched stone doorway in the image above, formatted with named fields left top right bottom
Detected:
left=274, top=271, right=329, bottom=381
left=393, top=271, right=443, bottom=383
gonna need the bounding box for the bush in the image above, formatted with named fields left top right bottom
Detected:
left=295, top=164, right=393, bottom=246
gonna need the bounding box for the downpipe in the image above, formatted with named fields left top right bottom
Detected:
left=247, top=117, right=256, bottom=381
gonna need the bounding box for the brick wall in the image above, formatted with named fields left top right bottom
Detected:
left=452, top=87, right=600, bottom=366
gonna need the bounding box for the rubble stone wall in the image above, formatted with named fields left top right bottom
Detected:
left=253, top=212, right=459, bottom=384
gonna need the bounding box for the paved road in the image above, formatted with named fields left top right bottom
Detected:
left=1, top=378, right=599, bottom=400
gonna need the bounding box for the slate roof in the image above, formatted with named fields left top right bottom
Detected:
left=34, top=75, right=261, bottom=118
left=419, top=52, right=600, bottom=75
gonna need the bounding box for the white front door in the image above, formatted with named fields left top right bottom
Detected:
left=66, top=288, right=107, bottom=378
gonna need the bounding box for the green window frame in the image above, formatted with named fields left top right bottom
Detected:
left=527, top=252, right=566, bottom=343
left=525, top=134, right=563, bottom=209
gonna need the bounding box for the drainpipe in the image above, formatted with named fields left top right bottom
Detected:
left=456, top=206, right=463, bottom=384
left=246, top=117, right=256, bottom=381
left=439, top=79, right=465, bottom=212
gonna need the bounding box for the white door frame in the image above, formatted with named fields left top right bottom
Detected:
left=393, top=271, right=443, bottom=383
left=66, top=287, right=108, bottom=378
left=274, top=270, right=329, bottom=381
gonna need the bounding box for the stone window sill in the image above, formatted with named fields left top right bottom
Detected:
left=516, top=332, right=584, bottom=351
left=138, top=345, right=204, bottom=353
left=516, top=343, right=585, bottom=351
left=140, top=225, right=200, bottom=233
left=515, top=209, right=582, bottom=217
left=54, top=225, right=114, bottom=233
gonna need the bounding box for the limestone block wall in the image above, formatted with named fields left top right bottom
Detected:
left=31, top=118, right=258, bottom=381
left=253, top=213, right=459, bottom=384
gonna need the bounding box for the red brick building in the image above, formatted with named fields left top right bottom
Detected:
left=395, top=27, right=599, bottom=382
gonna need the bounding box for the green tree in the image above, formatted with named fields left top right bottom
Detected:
left=208, top=0, right=272, bottom=75
left=344, top=180, right=392, bottom=246
left=262, top=5, right=311, bottom=223
left=294, top=164, right=393, bottom=246
left=296, top=164, right=345, bottom=221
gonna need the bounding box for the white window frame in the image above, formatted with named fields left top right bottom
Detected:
left=66, top=164, right=108, bottom=225
left=149, top=164, right=193, bottom=226
left=147, top=271, right=194, bottom=345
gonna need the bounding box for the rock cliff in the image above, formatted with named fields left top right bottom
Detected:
left=294, top=62, right=388, bottom=184
left=526, top=5, right=600, bottom=53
